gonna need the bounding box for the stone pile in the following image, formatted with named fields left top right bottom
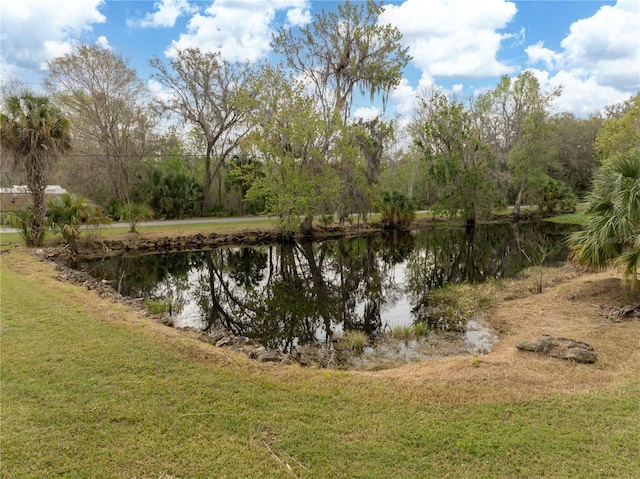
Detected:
left=200, top=329, right=290, bottom=364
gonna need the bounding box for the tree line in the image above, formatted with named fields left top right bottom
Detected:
left=1, top=0, right=638, bottom=284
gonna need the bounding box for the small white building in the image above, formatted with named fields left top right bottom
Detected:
left=0, top=185, right=68, bottom=212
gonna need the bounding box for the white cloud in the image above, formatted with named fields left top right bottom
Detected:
left=286, top=7, right=311, bottom=27
left=390, top=78, right=418, bottom=117
left=560, top=0, right=639, bottom=91
left=525, top=41, right=561, bottom=70
left=95, top=36, right=112, bottom=51
left=530, top=68, right=633, bottom=118
left=525, top=0, right=639, bottom=115
left=165, top=0, right=310, bottom=62
left=139, top=0, right=199, bottom=28
left=0, top=0, right=105, bottom=78
left=353, top=106, right=381, bottom=122
left=380, top=0, right=518, bottom=79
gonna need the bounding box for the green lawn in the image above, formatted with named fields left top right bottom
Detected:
left=544, top=213, right=588, bottom=225
left=1, top=249, right=639, bottom=478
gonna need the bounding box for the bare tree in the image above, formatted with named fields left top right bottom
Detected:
left=45, top=44, right=156, bottom=204
left=150, top=48, right=257, bottom=213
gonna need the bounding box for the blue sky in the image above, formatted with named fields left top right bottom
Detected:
left=1, top=0, right=638, bottom=121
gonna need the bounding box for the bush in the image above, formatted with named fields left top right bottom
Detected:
left=46, top=194, right=110, bottom=248
left=120, top=202, right=153, bottom=233
left=539, top=178, right=577, bottom=215
left=141, top=170, right=203, bottom=219
left=1, top=208, right=41, bottom=246
left=378, top=191, right=415, bottom=230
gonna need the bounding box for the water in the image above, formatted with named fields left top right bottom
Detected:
left=72, top=222, right=573, bottom=364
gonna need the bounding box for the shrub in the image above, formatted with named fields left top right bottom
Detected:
left=120, top=202, right=153, bottom=233
left=539, top=178, right=577, bottom=215
left=46, top=194, right=110, bottom=248
left=1, top=208, right=41, bottom=246
left=378, top=191, right=415, bottom=230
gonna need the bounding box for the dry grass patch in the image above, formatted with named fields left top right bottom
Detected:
left=372, top=266, right=640, bottom=403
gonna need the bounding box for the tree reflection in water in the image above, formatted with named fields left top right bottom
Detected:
left=72, top=222, right=572, bottom=353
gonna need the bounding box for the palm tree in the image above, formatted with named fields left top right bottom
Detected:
left=0, top=93, right=71, bottom=246
left=569, top=151, right=640, bottom=287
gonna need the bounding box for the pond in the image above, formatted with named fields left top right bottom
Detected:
left=72, top=222, right=574, bottom=368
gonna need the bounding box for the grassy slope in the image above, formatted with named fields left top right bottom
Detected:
left=1, top=249, right=639, bottom=478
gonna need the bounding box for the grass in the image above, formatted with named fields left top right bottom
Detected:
left=2, top=249, right=640, bottom=478
left=414, top=282, right=499, bottom=331
left=544, top=213, right=588, bottom=225
left=0, top=218, right=278, bottom=248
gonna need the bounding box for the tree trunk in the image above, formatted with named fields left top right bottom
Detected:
left=202, top=148, right=213, bottom=214
left=29, top=184, right=46, bottom=247
left=299, top=214, right=314, bottom=236
left=512, top=181, right=526, bottom=221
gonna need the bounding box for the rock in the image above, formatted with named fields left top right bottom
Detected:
left=233, top=336, right=250, bottom=348
left=516, top=334, right=597, bottom=363
left=207, top=330, right=228, bottom=343
left=216, top=336, right=234, bottom=347
left=257, top=350, right=282, bottom=362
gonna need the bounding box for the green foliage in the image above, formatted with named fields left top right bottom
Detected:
left=46, top=194, right=110, bottom=247
left=340, top=330, right=369, bottom=351
left=246, top=66, right=341, bottom=235
left=140, top=169, right=202, bottom=219
left=595, top=93, right=640, bottom=164
left=120, top=202, right=153, bottom=233
left=105, top=198, right=124, bottom=221
left=320, top=214, right=335, bottom=226
left=378, top=191, right=415, bottom=230
left=144, top=298, right=173, bottom=315
left=248, top=158, right=340, bottom=236
left=390, top=322, right=429, bottom=341
left=547, top=113, right=601, bottom=196
left=0, top=208, right=41, bottom=246
left=413, top=90, right=497, bottom=224
left=414, top=283, right=497, bottom=332
left=569, top=152, right=640, bottom=287
left=227, top=155, right=266, bottom=214
left=538, top=177, right=577, bottom=215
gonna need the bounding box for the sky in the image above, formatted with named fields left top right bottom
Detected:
left=1, top=0, right=639, bottom=122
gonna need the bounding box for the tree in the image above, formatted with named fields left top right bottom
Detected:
left=569, top=152, right=640, bottom=288
left=46, top=193, right=110, bottom=249
left=227, top=155, right=265, bottom=215
left=119, top=202, right=152, bottom=233
left=547, top=113, right=602, bottom=196
left=476, top=71, right=561, bottom=219
left=413, top=89, right=497, bottom=226
left=378, top=190, right=415, bottom=230
left=595, top=92, right=640, bottom=165
left=272, top=0, right=411, bottom=122
left=0, top=93, right=71, bottom=246
left=245, top=66, right=340, bottom=236
left=271, top=0, right=410, bottom=226
left=45, top=44, right=156, bottom=204
left=150, top=48, right=257, bottom=213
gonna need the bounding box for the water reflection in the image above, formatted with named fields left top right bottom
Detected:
left=73, top=222, right=572, bottom=353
